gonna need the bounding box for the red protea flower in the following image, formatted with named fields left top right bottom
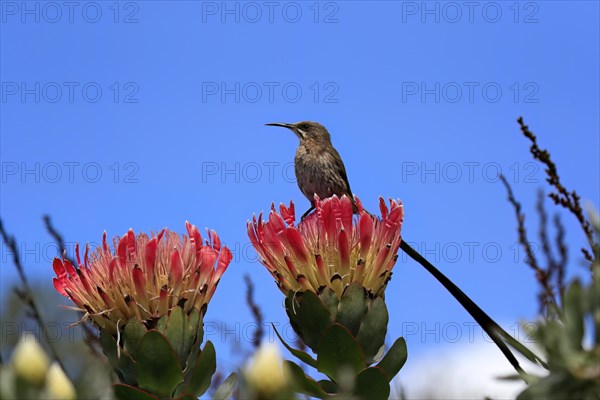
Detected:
left=52, top=221, right=231, bottom=334
left=247, top=195, right=403, bottom=298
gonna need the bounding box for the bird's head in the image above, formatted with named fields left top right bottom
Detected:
left=265, top=121, right=331, bottom=144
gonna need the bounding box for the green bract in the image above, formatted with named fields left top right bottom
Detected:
left=100, top=306, right=216, bottom=400
left=276, top=283, right=408, bottom=399
left=285, top=283, right=388, bottom=364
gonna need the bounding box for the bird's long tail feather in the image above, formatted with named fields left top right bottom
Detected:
left=399, top=241, right=547, bottom=380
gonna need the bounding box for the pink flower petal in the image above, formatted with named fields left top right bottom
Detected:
left=285, top=227, right=309, bottom=264
left=280, top=201, right=296, bottom=226
left=83, top=244, right=90, bottom=269
left=215, top=246, right=232, bottom=281
left=170, top=249, right=183, bottom=286
left=102, top=231, right=109, bottom=252
left=63, top=259, right=76, bottom=277
left=339, top=195, right=353, bottom=234
left=144, top=237, right=158, bottom=279
left=211, top=230, right=221, bottom=252
left=359, top=213, right=374, bottom=260
left=53, top=277, right=67, bottom=297
left=52, top=258, right=66, bottom=278
left=338, top=228, right=350, bottom=269
left=379, top=197, right=389, bottom=219
left=132, top=266, right=146, bottom=300
left=75, top=243, right=82, bottom=268
left=127, top=229, right=136, bottom=259
left=117, top=234, right=128, bottom=268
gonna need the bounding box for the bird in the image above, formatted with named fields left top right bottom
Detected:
left=265, top=121, right=358, bottom=219
left=266, top=120, right=545, bottom=378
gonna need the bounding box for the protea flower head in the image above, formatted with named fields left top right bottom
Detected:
left=248, top=195, right=403, bottom=363
left=247, top=195, right=403, bottom=299
left=52, top=222, right=230, bottom=399
left=248, top=195, right=410, bottom=394
left=52, top=221, right=231, bottom=334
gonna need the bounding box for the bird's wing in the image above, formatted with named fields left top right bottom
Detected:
left=331, top=148, right=354, bottom=198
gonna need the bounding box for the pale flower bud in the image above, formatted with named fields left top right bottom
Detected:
left=12, top=333, right=50, bottom=386
left=245, top=343, right=289, bottom=396
left=45, top=362, right=76, bottom=400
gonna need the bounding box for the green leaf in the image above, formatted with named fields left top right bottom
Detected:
left=114, top=384, right=160, bottom=400
left=318, top=379, right=339, bottom=394
left=499, top=373, right=541, bottom=382
left=100, top=330, right=137, bottom=385
left=335, top=283, right=368, bottom=336
left=516, top=371, right=576, bottom=400
left=563, top=280, right=584, bottom=350
left=188, top=311, right=202, bottom=340
left=183, top=313, right=204, bottom=374
left=156, top=313, right=168, bottom=333
left=287, top=290, right=334, bottom=351
left=183, top=311, right=202, bottom=363
left=317, top=324, right=365, bottom=381
left=318, top=288, right=340, bottom=317
left=212, top=372, right=238, bottom=400
left=176, top=340, right=216, bottom=397
left=123, top=318, right=148, bottom=356
left=285, top=295, right=303, bottom=335
left=136, top=330, right=184, bottom=397
left=272, top=323, right=317, bottom=368
left=285, top=361, right=329, bottom=398
left=356, top=297, right=389, bottom=363
left=496, top=326, right=548, bottom=369
left=164, top=306, right=187, bottom=366
left=353, top=367, right=390, bottom=400
left=376, top=337, right=408, bottom=381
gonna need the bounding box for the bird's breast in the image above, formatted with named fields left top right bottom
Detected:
left=294, top=146, right=349, bottom=202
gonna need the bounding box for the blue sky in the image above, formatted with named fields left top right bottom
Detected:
left=1, top=0, right=599, bottom=388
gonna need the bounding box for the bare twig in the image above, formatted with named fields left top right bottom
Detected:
left=553, top=214, right=568, bottom=302
left=536, top=190, right=559, bottom=309
left=243, top=274, right=264, bottom=348
left=500, top=176, right=555, bottom=313
left=537, top=190, right=556, bottom=270
left=517, top=117, right=595, bottom=261
left=534, top=190, right=571, bottom=311
left=499, top=175, right=541, bottom=271
left=0, top=218, right=68, bottom=373
left=43, top=215, right=76, bottom=266
left=42, top=215, right=101, bottom=356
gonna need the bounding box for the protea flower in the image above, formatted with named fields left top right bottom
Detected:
left=247, top=195, right=403, bottom=298
left=248, top=195, right=404, bottom=363
left=52, top=222, right=231, bottom=399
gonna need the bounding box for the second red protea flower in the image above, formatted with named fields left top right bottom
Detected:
left=248, top=195, right=406, bottom=370
left=248, top=195, right=404, bottom=298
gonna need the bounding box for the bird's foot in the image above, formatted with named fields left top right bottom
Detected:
left=300, top=206, right=316, bottom=221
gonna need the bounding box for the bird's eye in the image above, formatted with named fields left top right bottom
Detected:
left=302, top=124, right=310, bottom=130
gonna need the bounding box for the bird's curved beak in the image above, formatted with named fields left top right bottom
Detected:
left=265, top=122, right=294, bottom=129
left=266, top=122, right=304, bottom=139
left=265, top=122, right=304, bottom=140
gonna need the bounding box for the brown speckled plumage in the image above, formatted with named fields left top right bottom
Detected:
left=266, top=121, right=356, bottom=218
